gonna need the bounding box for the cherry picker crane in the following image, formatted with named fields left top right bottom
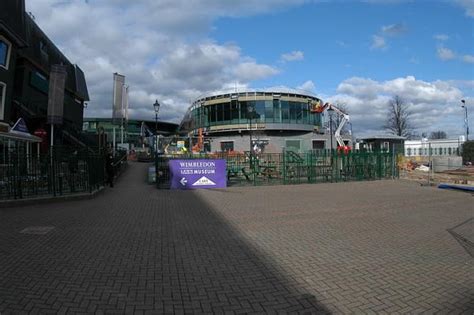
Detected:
left=310, top=100, right=351, bottom=152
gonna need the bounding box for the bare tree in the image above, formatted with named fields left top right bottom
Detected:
left=429, top=131, right=447, bottom=139
left=383, top=95, right=412, bottom=137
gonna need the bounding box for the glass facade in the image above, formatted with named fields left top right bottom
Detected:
left=188, top=98, right=322, bottom=129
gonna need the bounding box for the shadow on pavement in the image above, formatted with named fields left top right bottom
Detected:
left=0, top=162, right=330, bottom=313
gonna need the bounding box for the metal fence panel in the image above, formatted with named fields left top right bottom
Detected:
left=156, top=150, right=399, bottom=189
left=0, top=148, right=107, bottom=200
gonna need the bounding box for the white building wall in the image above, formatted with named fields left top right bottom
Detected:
left=404, top=138, right=465, bottom=157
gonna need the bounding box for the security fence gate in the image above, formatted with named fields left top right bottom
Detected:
left=156, top=150, right=399, bottom=189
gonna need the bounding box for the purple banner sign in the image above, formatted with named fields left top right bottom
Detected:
left=170, top=159, right=227, bottom=190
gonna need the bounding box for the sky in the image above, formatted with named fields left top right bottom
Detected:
left=26, top=0, right=474, bottom=138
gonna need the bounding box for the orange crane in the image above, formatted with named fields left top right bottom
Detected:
left=192, top=128, right=204, bottom=153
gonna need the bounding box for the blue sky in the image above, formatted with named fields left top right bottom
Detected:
left=213, top=1, right=473, bottom=93
left=28, top=0, right=473, bottom=137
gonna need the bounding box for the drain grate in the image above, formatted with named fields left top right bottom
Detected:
left=20, top=226, right=55, bottom=235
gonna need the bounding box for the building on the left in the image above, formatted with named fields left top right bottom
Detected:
left=0, top=0, right=89, bottom=153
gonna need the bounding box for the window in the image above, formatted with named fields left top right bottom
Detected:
left=216, top=103, right=224, bottom=122
left=0, top=82, right=5, bottom=120
left=281, top=101, right=289, bottom=123
left=239, top=101, right=248, bottom=121
left=407, top=148, right=412, bottom=156
left=0, top=36, right=12, bottom=69
left=312, top=140, right=325, bottom=150
left=30, top=71, right=49, bottom=94
left=40, top=40, right=49, bottom=61
left=255, top=100, right=265, bottom=123
left=273, top=100, right=281, bottom=123
left=286, top=140, right=301, bottom=152
left=265, top=100, right=273, bottom=122
left=209, top=105, right=216, bottom=123
left=223, top=102, right=231, bottom=122
left=220, top=141, right=234, bottom=152
left=231, top=100, right=239, bottom=123
left=302, top=103, right=309, bottom=124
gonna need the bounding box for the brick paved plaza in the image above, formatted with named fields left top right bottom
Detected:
left=0, top=163, right=472, bottom=314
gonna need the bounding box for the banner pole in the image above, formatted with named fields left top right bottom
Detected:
left=50, top=124, right=54, bottom=166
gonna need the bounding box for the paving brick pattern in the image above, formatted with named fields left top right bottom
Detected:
left=0, top=162, right=472, bottom=314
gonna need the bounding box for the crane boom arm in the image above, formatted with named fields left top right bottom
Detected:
left=310, top=100, right=350, bottom=148
left=326, top=103, right=350, bottom=148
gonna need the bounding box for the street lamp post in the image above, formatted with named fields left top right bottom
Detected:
left=153, top=100, right=161, bottom=155
left=328, top=108, right=334, bottom=152
left=248, top=103, right=255, bottom=167
left=461, top=99, right=469, bottom=141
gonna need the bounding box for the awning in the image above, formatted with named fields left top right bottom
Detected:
left=0, top=131, right=42, bottom=143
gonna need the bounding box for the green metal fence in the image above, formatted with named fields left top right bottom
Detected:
left=0, top=147, right=110, bottom=200
left=156, top=149, right=399, bottom=189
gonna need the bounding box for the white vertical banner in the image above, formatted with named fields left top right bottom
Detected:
left=123, top=84, right=129, bottom=122
left=112, top=73, right=125, bottom=123
left=47, top=65, right=67, bottom=125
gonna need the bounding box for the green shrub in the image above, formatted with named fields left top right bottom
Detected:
left=462, top=141, right=474, bottom=163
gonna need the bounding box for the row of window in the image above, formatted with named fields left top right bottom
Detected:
left=0, top=34, right=52, bottom=70
left=219, top=139, right=328, bottom=153
left=189, top=99, right=322, bottom=129
left=405, top=147, right=460, bottom=156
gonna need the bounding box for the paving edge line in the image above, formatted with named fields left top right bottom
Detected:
left=0, top=187, right=106, bottom=209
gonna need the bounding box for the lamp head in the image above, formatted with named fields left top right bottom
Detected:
left=153, top=100, right=160, bottom=114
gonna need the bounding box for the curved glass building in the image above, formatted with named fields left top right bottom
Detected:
left=180, top=89, right=349, bottom=153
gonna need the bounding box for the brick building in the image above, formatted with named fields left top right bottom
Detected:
left=0, top=0, right=89, bottom=150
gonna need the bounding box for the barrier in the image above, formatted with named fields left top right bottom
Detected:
left=156, top=150, right=399, bottom=189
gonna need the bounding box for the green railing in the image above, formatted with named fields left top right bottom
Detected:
left=0, top=148, right=107, bottom=200
left=156, top=149, right=399, bottom=189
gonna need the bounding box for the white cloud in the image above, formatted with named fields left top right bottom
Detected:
left=25, top=0, right=299, bottom=122
left=296, top=80, right=316, bottom=92
left=327, top=76, right=467, bottom=137
left=233, top=62, right=280, bottom=81
left=455, top=0, right=474, bottom=17
left=437, top=47, right=456, bottom=60
left=381, top=23, right=407, bottom=36
left=447, top=80, right=474, bottom=90
left=371, top=35, right=387, bottom=50
left=462, top=54, right=474, bottom=63
left=433, top=34, right=449, bottom=41
left=280, top=50, right=304, bottom=62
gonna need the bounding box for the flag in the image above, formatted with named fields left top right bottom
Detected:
left=47, top=65, right=67, bottom=125
left=112, top=73, right=126, bottom=124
